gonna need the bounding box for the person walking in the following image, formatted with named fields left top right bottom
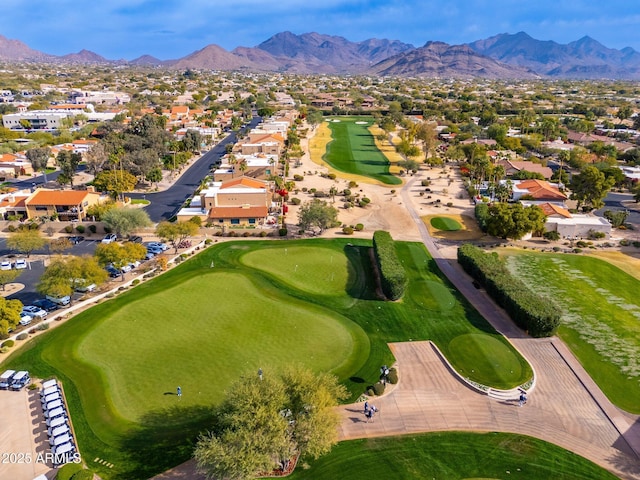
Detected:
left=518, top=392, right=525, bottom=407
left=364, top=401, right=369, bottom=414
left=177, top=386, right=182, bottom=398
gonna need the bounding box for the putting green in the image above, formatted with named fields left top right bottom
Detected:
left=78, top=272, right=363, bottom=422
left=430, top=216, right=462, bottom=231
left=241, top=245, right=352, bottom=296
left=409, top=279, right=456, bottom=312
left=448, top=334, right=523, bottom=386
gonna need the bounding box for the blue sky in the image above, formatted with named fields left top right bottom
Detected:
left=3, top=0, right=640, bottom=60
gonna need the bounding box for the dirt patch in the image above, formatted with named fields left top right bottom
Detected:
left=0, top=283, right=24, bottom=297
left=422, top=214, right=486, bottom=241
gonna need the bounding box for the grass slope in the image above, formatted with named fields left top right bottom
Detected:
left=3, top=239, right=532, bottom=478
left=289, top=432, right=618, bottom=480
left=504, top=251, right=640, bottom=413
left=323, top=117, right=402, bottom=185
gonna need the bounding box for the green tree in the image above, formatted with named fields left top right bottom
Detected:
left=102, top=207, right=152, bottom=237
left=84, top=143, right=108, bottom=176
left=0, top=269, right=21, bottom=291
left=155, top=220, right=199, bottom=252
left=297, top=199, right=339, bottom=233
left=25, top=147, right=51, bottom=178
left=48, top=238, right=73, bottom=256
left=485, top=203, right=546, bottom=240
left=569, top=166, right=615, bottom=211
left=194, top=366, right=347, bottom=480
left=56, top=150, right=82, bottom=187
left=146, top=167, right=163, bottom=187
left=0, top=297, right=23, bottom=337
left=182, top=129, right=202, bottom=153
left=7, top=229, right=46, bottom=258
left=93, top=170, right=138, bottom=200
left=38, top=256, right=107, bottom=298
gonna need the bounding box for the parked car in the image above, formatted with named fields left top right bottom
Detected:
left=66, top=236, right=85, bottom=245
left=105, top=266, right=120, bottom=278
left=22, top=305, right=47, bottom=318
left=144, top=252, right=155, bottom=260
left=75, top=283, right=97, bottom=293
left=19, top=312, right=33, bottom=326
left=33, top=298, right=59, bottom=311
left=13, top=258, right=27, bottom=269
left=146, top=242, right=168, bottom=251
left=45, top=295, right=71, bottom=306
left=147, top=246, right=164, bottom=255
left=101, top=233, right=117, bottom=244
left=128, top=235, right=143, bottom=243
left=120, top=264, right=132, bottom=273
left=0, top=260, right=11, bottom=270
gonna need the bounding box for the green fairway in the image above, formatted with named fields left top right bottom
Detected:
left=3, top=239, right=532, bottom=479
left=504, top=251, right=640, bottom=413
left=323, top=117, right=402, bottom=185
left=430, top=216, right=462, bottom=231
left=288, top=432, right=618, bottom=480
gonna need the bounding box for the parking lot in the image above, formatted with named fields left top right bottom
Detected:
left=0, top=385, right=53, bottom=479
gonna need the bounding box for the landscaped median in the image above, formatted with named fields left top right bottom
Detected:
left=1, top=238, right=532, bottom=479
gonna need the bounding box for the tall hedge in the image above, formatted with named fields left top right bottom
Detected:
left=457, top=244, right=560, bottom=337
left=372, top=231, right=407, bottom=300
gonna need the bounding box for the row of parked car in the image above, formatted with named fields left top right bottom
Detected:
left=0, top=369, right=31, bottom=390
left=0, top=258, right=27, bottom=270
left=40, top=379, right=77, bottom=465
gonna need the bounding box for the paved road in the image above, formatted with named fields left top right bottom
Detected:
left=130, top=117, right=262, bottom=222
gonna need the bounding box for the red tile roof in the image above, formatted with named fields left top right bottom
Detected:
left=208, top=205, right=268, bottom=219
left=539, top=202, right=571, bottom=218
left=26, top=190, right=94, bottom=206
left=220, top=177, right=267, bottom=189
left=517, top=179, right=567, bottom=200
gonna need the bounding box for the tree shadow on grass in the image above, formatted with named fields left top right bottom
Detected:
left=344, top=244, right=378, bottom=301
left=116, top=404, right=216, bottom=480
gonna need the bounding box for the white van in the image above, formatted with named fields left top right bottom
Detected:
left=45, top=399, right=63, bottom=412
left=44, top=406, right=65, bottom=420
left=42, top=392, right=61, bottom=405
left=0, top=369, right=15, bottom=389
left=10, top=370, right=30, bottom=390
left=48, top=423, right=69, bottom=438
left=42, top=379, right=57, bottom=390
left=46, top=416, right=67, bottom=430
left=49, top=433, right=72, bottom=447
left=41, top=385, right=59, bottom=397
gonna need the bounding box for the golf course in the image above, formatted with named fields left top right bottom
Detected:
left=504, top=250, right=640, bottom=413
left=4, top=238, right=533, bottom=479
left=322, top=117, right=402, bottom=185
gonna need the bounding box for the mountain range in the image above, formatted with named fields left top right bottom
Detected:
left=1, top=31, right=639, bottom=79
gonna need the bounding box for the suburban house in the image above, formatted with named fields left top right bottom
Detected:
left=24, top=189, right=104, bottom=221
left=176, top=177, right=273, bottom=226
left=0, top=189, right=31, bottom=220
left=511, top=179, right=567, bottom=204
left=530, top=202, right=612, bottom=239
left=0, top=153, right=34, bottom=177
left=496, top=159, right=553, bottom=179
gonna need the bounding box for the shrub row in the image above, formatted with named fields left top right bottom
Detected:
left=372, top=231, right=407, bottom=301
left=457, top=244, right=560, bottom=337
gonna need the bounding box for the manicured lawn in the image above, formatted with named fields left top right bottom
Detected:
left=130, top=199, right=150, bottom=205
left=323, top=117, right=402, bottom=185
left=430, top=216, right=462, bottom=231
left=504, top=251, right=640, bottom=413
left=3, top=239, right=532, bottom=479
left=289, top=432, right=618, bottom=480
